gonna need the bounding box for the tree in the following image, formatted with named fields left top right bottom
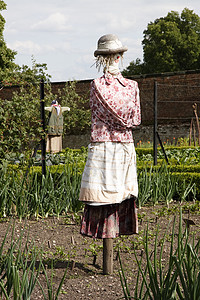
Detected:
left=0, top=77, right=91, bottom=157
left=122, top=58, right=144, bottom=77
left=122, top=8, right=200, bottom=76
left=0, top=1, right=18, bottom=82
left=0, top=2, right=91, bottom=158
left=2, top=56, right=52, bottom=86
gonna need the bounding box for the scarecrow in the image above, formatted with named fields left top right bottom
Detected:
left=45, top=100, right=70, bottom=153
left=79, top=34, right=141, bottom=273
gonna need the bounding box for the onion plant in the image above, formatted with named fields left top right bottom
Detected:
left=0, top=148, right=198, bottom=220
left=0, top=222, right=42, bottom=299
left=119, top=209, right=200, bottom=300
left=0, top=161, right=83, bottom=220
left=137, top=164, right=195, bottom=208
left=137, top=166, right=153, bottom=209
left=0, top=221, right=69, bottom=299
left=38, top=260, right=69, bottom=300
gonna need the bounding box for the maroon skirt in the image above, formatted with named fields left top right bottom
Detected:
left=80, top=197, right=138, bottom=239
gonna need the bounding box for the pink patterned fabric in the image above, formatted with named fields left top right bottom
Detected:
left=90, top=72, right=141, bottom=142
left=80, top=197, right=138, bottom=239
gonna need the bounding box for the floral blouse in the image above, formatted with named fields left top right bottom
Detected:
left=90, top=72, right=141, bottom=142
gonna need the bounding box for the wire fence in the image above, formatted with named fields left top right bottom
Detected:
left=151, top=81, right=200, bottom=164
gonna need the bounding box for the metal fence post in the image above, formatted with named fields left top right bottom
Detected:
left=153, top=81, right=158, bottom=166
left=40, top=79, right=46, bottom=176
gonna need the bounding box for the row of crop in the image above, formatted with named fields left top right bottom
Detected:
left=0, top=162, right=198, bottom=220
left=0, top=163, right=82, bottom=221
left=0, top=222, right=68, bottom=299
left=6, top=161, right=200, bottom=177
left=137, top=166, right=198, bottom=209
left=3, top=145, right=200, bottom=167
left=120, top=209, right=200, bottom=299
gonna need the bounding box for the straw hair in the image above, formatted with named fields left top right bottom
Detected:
left=94, top=53, right=124, bottom=72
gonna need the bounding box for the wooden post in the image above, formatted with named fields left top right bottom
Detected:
left=193, top=103, right=200, bottom=146
left=189, top=118, right=193, bottom=146
left=103, top=238, right=113, bottom=275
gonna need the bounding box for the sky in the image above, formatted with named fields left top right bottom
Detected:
left=2, top=0, right=200, bottom=82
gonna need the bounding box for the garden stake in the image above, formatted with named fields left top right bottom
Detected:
left=71, top=236, right=75, bottom=245
left=193, top=103, right=200, bottom=145
left=71, top=260, right=75, bottom=271
left=189, top=118, right=194, bottom=146
left=103, top=238, right=113, bottom=275
left=193, top=121, right=196, bottom=146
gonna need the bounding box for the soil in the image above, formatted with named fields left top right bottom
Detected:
left=0, top=203, right=200, bottom=300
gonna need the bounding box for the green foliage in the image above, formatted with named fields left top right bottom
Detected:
left=120, top=209, right=200, bottom=300
left=0, top=161, right=83, bottom=220
left=2, top=57, right=52, bottom=86
left=123, top=8, right=200, bottom=76
left=0, top=1, right=19, bottom=83
left=122, top=58, right=145, bottom=77
left=0, top=82, right=44, bottom=155
left=137, top=165, right=197, bottom=208
left=136, top=146, right=200, bottom=165
left=0, top=75, right=90, bottom=157
left=0, top=221, right=68, bottom=299
left=2, top=145, right=200, bottom=220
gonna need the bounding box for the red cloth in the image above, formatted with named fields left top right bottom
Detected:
left=80, top=197, right=138, bottom=239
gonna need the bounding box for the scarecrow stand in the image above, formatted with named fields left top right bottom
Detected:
left=103, top=238, right=113, bottom=274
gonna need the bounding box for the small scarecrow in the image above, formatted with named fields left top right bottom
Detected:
left=45, top=100, right=70, bottom=153
left=79, top=34, right=141, bottom=273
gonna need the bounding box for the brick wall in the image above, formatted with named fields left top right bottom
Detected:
left=133, top=70, right=200, bottom=125
left=53, top=70, right=200, bottom=126
left=2, top=70, right=200, bottom=125
left=1, top=70, right=200, bottom=147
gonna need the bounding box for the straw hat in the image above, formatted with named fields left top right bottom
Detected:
left=94, top=34, right=128, bottom=57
